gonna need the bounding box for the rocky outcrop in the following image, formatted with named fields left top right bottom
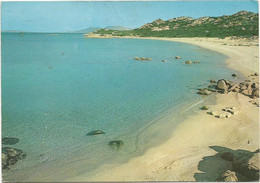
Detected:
left=232, top=151, right=259, bottom=181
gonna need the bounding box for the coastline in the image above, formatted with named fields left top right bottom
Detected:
left=68, top=36, right=259, bottom=181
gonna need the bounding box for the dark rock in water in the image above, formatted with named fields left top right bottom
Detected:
left=2, top=147, right=26, bottom=170
left=216, top=170, right=238, bottom=182
left=232, top=151, right=259, bottom=181
left=108, top=140, right=124, bottom=151
left=87, top=130, right=106, bottom=136
left=221, top=152, right=235, bottom=161
left=175, top=56, right=181, bottom=59
left=162, top=60, right=167, bottom=62
left=193, top=60, right=200, bottom=64
left=232, top=73, right=238, bottom=77
left=2, top=137, right=19, bottom=145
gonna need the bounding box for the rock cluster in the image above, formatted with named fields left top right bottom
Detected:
left=185, top=60, right=200, bottom=64
left=197, top=76, right=259, bottom=102
left=217, top=150, right=259, bottom=181
left=134, top=57, right=152, bottom=61
left=2, top=137, right=26, bottom=170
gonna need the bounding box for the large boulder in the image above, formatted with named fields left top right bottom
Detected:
left=232, top=152, right=259, bottom=181
left=216, top=170, right=238, bottom=182
left=217, top=79, right=228, bottom=93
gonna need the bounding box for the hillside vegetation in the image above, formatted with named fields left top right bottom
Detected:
left=91, top=11, right=258, bottom=38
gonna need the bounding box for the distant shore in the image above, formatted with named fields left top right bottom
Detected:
left=68, top=35, right=259, bottom=181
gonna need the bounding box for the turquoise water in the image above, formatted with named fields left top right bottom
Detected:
left=2, top=33, right=237, bottom=181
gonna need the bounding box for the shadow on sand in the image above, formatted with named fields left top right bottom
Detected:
left=194, top=146, right=257, bottom=181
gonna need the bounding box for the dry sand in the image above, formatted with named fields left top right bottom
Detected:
left=69, top=37, right=259, bottom=182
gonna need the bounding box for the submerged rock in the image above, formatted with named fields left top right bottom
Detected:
left=87, top=130, right=106, bottom=136
left=185, top=60, right=193, bottom=64
left=193, top=60, right=200, bottom=64
left=162, top=60, right=167, bottom=62
left=108, top=140, right=124, bottom=151
left=175, top=56, right=181, bottom=59
left=2, top=147, right=26, bottom=170
left=232, top=73, right=238, bottom=77
left=2, top=137, right=19, bottom=145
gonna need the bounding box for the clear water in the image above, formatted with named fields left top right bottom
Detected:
left=1, top=33, right=237, bottom=181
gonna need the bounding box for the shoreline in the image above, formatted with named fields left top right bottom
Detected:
left=69, top=36, right=259, bottom=181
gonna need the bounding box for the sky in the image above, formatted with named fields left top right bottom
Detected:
left=1, top=1, right=259, bottom=32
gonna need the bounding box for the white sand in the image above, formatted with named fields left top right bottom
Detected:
left=68, top=37, right=259, bottom=181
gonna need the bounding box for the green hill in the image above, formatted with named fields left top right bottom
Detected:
left=91, top=11, right=258, bottom=38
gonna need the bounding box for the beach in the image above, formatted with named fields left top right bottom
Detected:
left=68, top=36, right=259, bottom=181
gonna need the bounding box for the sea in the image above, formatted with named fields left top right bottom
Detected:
left=1, top=33, right=240, bottom=181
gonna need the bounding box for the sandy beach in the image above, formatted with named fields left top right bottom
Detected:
left=69, top=36, right=259, bottom=181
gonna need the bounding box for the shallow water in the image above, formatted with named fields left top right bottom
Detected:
left=1, top=33, right=238, bottom=181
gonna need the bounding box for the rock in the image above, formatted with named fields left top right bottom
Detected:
left=223, top=107, right=238, bottom=115
left=254, top=72, right=258, bottom=76
left=197, top=89, right=212, bottom=95
left=225, top=113, right=232, bottom=118
left=134, top=57, right=141, bottom=60
left=87, top=130, right=106, bottom=136
left=221, top=152, right=235, bottom=161
left=252, top=88, right=259, bottom=98
left=229, top=83, right=239, bottom=92
left=207, top=111, right=219, bottom=116
left=134, top=57, right=152, bottom=61
left=146, top=57, right=152, bottom=61
left=216, top=170, right=238, bottom=182
left=185, top=60, right=193, bottom=64
left=241, top=89, right=252, bottom=96
left=162, top=60, right=167, bottom=62
left=175, top=56, right=181, bottom=59
left=251, top=83, right=258, bottom=89
left=232, top=73, right=238, bottom=77
left=232, top=152, right=259, bottom=181
left=201, top=106, right=209, bottom=110
left=2, top=147, right=26, bottom=170
left=216, top=113, right=226, bottom=119
left=2, top=137, right=19, bottom=145
left=193, top=60, right=200, bottom=64
left=108, top=140, right=124, bottom=151
left=217, top=79, right=228, bottom=93
left=210, top=79, right=216, bottom=83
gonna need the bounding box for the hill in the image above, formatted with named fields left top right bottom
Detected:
left=91, top=11, right=258, bottom=38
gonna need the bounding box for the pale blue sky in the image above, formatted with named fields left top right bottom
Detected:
left=1, top=1, right=259, bottom=32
